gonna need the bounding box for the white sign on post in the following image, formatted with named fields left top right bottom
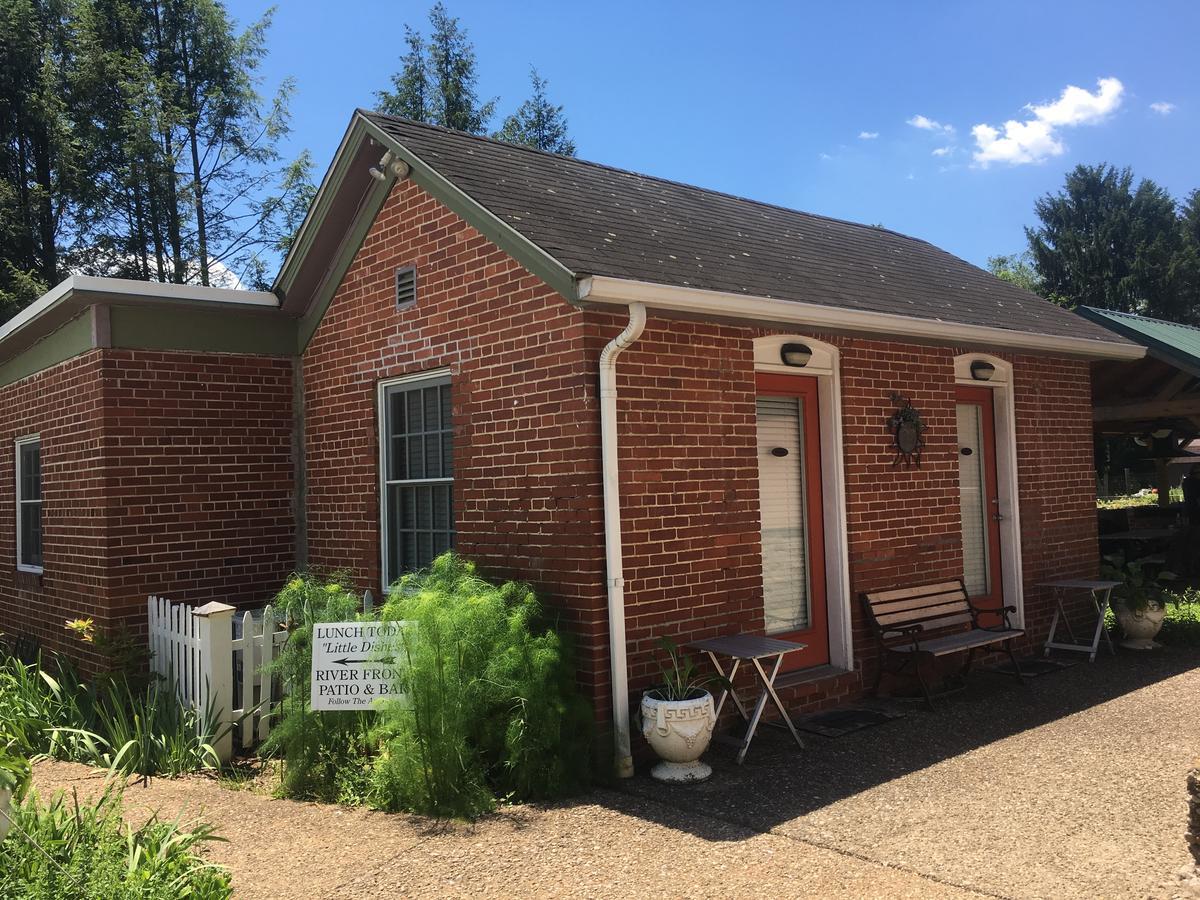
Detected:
left=310, top=621, right=407, bottom=711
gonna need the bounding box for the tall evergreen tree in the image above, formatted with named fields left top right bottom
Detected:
left=376, top=3, right=496, bottom=134
left=494, top=68, right=576, bottom=156
left=0, top=0, right=314, bottom=323
left=1026, top=164, right=1197, bottom=323
left=375, top=26, right=431, bottom=122
left=0, top=0, right=75, bottom=315
left=426, top=2, right=493, bottom=134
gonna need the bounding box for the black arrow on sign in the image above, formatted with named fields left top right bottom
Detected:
left=333, top=656, right=397, bottom=666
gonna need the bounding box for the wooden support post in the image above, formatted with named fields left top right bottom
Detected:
left=1157, top=459, right=1171, bottom=508
left=194, top=601, right=235, bottom=764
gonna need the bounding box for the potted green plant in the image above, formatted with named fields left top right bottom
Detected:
left=640, top=637, right=724, bottom=783
left=1101, top=553, right=1176, bottom=650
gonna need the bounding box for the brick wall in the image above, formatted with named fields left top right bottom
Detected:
left=302, top=177, right=1101, bottom=725
left=0, top=350, right=109, bottom=667
left=0, top=348, right=295, bottom=668
left=302, top=178, right=608, bottom=696
left=584, top=313, right=1099, bottom=715
left=1012, top=354, right=1100, bottom=639
left=97, top=349, right=295, bottom=626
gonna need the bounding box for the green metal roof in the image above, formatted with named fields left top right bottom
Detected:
left=1076, top=307, right=1200, bottom=377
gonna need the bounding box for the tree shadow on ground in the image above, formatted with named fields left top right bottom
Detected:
left=597, top=646, right=1200, bottom=842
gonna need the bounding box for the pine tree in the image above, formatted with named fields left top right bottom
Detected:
left=426, top=2, right=494, bottom=134
left=0, top=0, right=75, bottom=314
left=1026, top=164, right=1197, bottom=323
left=375, top=27, right=431, bottom=121
left=494, top=68, right=576, bottom=156
left=376, top=3, right=495, bottom=134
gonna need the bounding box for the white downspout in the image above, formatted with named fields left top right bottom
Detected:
left=599, top=301, right=646, bottom=779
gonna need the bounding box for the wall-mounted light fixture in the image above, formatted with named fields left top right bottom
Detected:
left=970, top=360, right=996, bottom=381
left=780, top=342, right=812, bottom=368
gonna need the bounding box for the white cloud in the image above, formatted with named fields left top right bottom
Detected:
left=972, top=77, right=1124, bottom=167
left=932, top=146, right=954, bottom=157
left=818, top=152, right=833, bottom=161
left=858, top=131, right=879, bottom=139
left=1150, top=101, right=1175, bottom=115
left=907, top=114, right=955, bottom=136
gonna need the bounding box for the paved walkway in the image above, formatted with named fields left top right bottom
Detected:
left=28, top=647, right=1200, bottom=898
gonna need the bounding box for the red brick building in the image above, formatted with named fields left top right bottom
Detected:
left=0, top=113, right=1142, bottom=768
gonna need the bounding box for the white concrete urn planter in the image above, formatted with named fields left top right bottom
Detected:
left=0, top=788, right=12, bottom=842
left=1115, top=600, right=1166, bottom=650
left=640, top=689, right=715, bottom=783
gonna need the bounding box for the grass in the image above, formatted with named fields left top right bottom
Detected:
left=0, top=653, right=224, bottom=778
left=1097, top=487, right=1184, bottom=509
left=0, top=780, right=231, bottom=899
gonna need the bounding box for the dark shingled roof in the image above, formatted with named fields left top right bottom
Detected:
left=364, top=111, right=1128, bottom=346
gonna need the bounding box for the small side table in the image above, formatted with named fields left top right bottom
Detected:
left=1040, top=579, right=1121, bottom=663
left=687, top=634, right=806, bottom=765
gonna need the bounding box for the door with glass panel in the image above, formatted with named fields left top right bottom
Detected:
left=754, top=373, right=828, bottom=671
left=955, top=385, right=1003, bottom=618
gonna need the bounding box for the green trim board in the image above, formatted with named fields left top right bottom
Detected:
left=291, top=114, right=581, bottom=354
left=1077, top=307, right=1200, bottom=379
left=295, top=161, right=395, bottom=352
left=0, top=312, right=94, bottom=388
left=109, top=305, right=296, bottom=356
left=275, top=117, right=364, bottom=299
left=357, top=116, right=580, bottom=303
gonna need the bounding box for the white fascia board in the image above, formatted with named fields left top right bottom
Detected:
left=0, top=275, right=279, bottom=346
left=578, top=276, right=1146, bottom=362
left=72, top=275, right=278, bottom=307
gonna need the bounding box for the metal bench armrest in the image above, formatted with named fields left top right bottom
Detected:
left=967, top=601, right=1018, bottom=630
left=881, top=623, right=923, bottom=652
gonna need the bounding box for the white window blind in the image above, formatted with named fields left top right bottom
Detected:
left=957, top=403, right=990, bottom=596
left=755, top=396, right=811, bottom=633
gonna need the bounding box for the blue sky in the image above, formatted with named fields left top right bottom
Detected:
left=226, top=0, right=1199, bottom=268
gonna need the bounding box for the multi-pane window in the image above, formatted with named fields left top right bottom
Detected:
left=381, top=374, right=453, bottom=585
left=16, top=437, right=42, bottom=571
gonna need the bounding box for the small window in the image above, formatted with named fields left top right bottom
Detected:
left=15, top=437, right=42, bottom=572
left=395, top=266, right=417, bottom=310
left=380, top=372, right=453, bottom=585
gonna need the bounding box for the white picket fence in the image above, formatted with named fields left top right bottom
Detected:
left=147, top=595, right=288, bottom=762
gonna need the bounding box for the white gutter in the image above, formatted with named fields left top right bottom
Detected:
left=599, top=301, right=646, bottom=779
left=579, top=276, right=1146, bottom=362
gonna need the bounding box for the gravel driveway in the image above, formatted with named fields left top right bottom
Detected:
left=28, top=647, right=1200, bottom=898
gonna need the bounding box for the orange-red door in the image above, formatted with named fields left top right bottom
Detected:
left=955, top=385, right=1004, bottom=620
left=754, top=372, right=828, bottom=671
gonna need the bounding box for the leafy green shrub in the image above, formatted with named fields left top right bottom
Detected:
left=261, top=558, right=593, bottom=818
left=0, top=654, right=221, bottom=778
left=374, top=554, right=592, bottom=817
left=259, top=573, right=375, bottom=802
left=1162, top=588, right=1200, bottom=646
left=0, top=782, right=231, bottom=899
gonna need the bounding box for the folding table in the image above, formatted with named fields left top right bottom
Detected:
left=687, top=634, right=806, bottom=764
left=1040, top=579, right=1121, bottom=663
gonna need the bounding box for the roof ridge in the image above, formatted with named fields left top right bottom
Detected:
left=1082, top=305, right=1200, bottom=334
left=361, top=109, right=937, bottom=250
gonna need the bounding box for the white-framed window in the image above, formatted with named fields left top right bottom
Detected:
left=378, top=370, right=454, bottom=586
left=15, top=435, right=43, bottom=573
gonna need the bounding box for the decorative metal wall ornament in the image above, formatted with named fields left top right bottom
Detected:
left=887, top=392, right=926, bottom=468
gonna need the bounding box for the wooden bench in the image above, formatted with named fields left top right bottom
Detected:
left=861, top=579, right=1024, bottom=707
